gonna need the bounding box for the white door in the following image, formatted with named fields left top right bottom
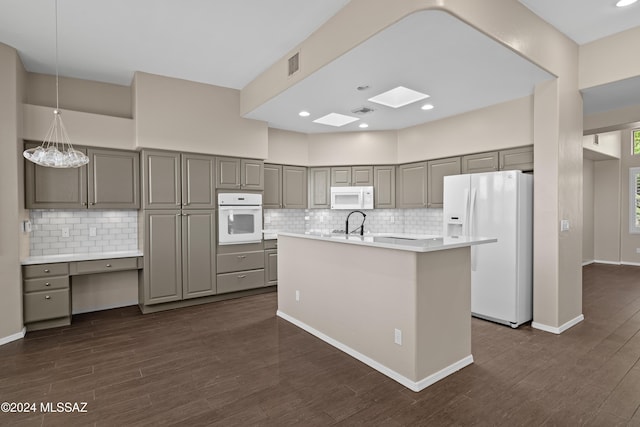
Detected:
left=469, top=171, right=519, bottom=323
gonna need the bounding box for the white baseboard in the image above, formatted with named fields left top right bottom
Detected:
left=582, top=260, right=595, bottom=266
left=0, top=327, right=26, bottom=346
left=621, top=261, right=640, bottom=267
left=277, top=310, right=473, bottom=392
left=532, top=314, right=584, bottom=334
left=593, top=259, right=621, bottom=265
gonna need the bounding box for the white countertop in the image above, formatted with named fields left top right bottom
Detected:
left=21, top=250, right=144, bottom=266
left=277, top=232, right=496, bottom=253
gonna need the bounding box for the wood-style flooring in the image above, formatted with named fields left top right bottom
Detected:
left=1, top=263, right=639, bottom=426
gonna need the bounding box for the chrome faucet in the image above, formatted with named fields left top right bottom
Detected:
left=345, top=210, right=366, bottom=236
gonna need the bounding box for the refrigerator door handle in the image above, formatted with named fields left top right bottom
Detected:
left=469, top=188, right=478, bottom=271
left=462, top=188, right=470, bottom=235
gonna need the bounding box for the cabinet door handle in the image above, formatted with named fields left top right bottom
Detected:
left=44, top=269, right=50, bottom=273
left=45, top=295, right=51, bottom=300
left=90, top=202, right=95, bottom=205
left=237, top=255, right=246, bottom=259
left=106, top=264, right=112, bottom=268
left=82, top=202, right=87, bottom=206
left=238, top=275, right=246, bottom=279
left=45, top=282, right=51, bottom=286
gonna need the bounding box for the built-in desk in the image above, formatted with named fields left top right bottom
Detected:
left=21, top=252, right=143, bottom=331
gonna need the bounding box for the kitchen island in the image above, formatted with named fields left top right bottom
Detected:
left=276, top=232, right=496, bottom=392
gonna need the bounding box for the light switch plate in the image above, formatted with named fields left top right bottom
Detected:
left=560, top=220, right=570, bottom=232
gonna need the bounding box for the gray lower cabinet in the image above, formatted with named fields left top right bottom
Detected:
left=397, top=162, right=428, bottom=208
left=374, top=165, right=396, bottom=209
left=142, top=150, right=216, bottom=210
left=215, top=157, right=264, bottom=190
left=427, top=157, right=461, bottom=208
left=331, top=166, right=374, bottom=187
left=22, top=263, right=70, bottom=328
left=461, top=152, right=499, bottom=174
left=499, top=146, right=533, bottom=172
left=25, top=144, right=140, bottom=209
left=264, top=240, right=278, bottom=286
left=143, top=210, right=216, bottom=305
left=216, top=246, right=265, bottom=294
left=308, top=167, right=331, bottom=208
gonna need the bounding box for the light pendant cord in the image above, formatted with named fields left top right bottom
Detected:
left=55, top=0, right=59, bottom=111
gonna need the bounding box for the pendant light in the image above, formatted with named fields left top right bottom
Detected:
left=23, top=0, right=89, bottom=168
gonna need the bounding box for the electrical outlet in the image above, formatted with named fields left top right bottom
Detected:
left=61, top=227, right=70, bottom=238
left=390, top=216, right=395, bottom=224
left=394, top=328, right=402, bottom=345
left=636, top=248, right=640, bottom=254
left=264, top=216, right=271, bottom=224
left=295, top=290, right=300, bottom=302
left=89, top=227, right=97, bottom=237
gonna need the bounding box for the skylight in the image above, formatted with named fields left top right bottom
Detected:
left=313, top=113, right=360, bottom=127
left=368, top=86, right=430, bottom=109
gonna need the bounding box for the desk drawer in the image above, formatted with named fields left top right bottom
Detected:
left=23, top=288, right=70, bottom=323
left=24, top=276, right=69, bottom=293
left=70, top=257, right=139, bottom=275
left=217, top=251, right=264, bottom=273
left=23, top=263, right=69, bottom=279
left=217, top=269, right=265, bottom=294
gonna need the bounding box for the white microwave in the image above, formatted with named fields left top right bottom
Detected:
left=330, top=186, right=374, bottom=210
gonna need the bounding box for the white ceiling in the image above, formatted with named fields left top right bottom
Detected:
left=0, top=0, right=639, bottom=133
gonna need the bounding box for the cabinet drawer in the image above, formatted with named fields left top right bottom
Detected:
left=23, top=289, right=70, bottom=323
left=217, top=269, right=265, bottom=294
left=217, top=251, right=264, bottom=274
left=23, top=263, right=69, bottom=279
left=24, top=276, right=69, bottom=293
left=70, top=257, right=139, bottom=275
left=264, top=240, right=277, bottom=250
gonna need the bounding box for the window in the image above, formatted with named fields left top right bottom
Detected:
left=633, top=129, right=640, bottom=155
left=630, top=167, right=640, bottom=233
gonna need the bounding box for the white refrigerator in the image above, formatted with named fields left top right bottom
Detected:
left=443, top=170, right=533, bottom=328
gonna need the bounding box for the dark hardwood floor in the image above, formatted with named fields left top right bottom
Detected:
left=1, top=263, right=639, bottom=426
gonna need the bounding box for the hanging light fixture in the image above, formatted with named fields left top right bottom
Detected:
left=23, top=0, right=89, bottom=168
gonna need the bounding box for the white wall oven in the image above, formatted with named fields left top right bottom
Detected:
left=217, top=193, right=263, bottom=245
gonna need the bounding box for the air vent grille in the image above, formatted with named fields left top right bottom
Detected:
left=288, top=52, right=300, bottom=76
left=351, top=106, right=375, bottom=115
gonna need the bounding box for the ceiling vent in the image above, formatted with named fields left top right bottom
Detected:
left=351, top=106, right=375, bottom=115
left=288, top=52, right=300, bottom=76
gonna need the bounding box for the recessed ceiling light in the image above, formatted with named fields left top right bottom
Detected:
left=313, top=113, right=360, bottom=127
left=421, top=103, right=435, bottom=111
left=616, top=0, right=637, bottom=6
left=368, top=86, right=430, bottom=109
left=298, top=110, right=310, bottom=117
left=359, top=123, right=369, bottom=129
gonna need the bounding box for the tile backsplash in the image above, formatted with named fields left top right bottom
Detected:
left=29, top=210, right=138, bottom=256
left=264, top=208, right=443, bottom=236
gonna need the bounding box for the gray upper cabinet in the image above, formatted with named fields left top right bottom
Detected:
left=499, top=146, right=533, bottom=172
left=263, top=164, right=283, bottom=209
left=25, top=143, right=87, bottom=209
left=330, top=166, right=373, bottom=187
left=397, top=162, right=428, bottom=208
left=241, top=159, right=264, bottom=190
left=308, top=167, right=331, bottom=209
left=181, top=209, right=216, bottom=299
left=88, top=148, right=140, bottom=209
left=283, top=166, right=307, bottom=209
left=427, top=157, right=461, bottom=208
left=142, top=150, right=181, bottom=209
left=181, top=153, right=216, bottom=209
left=461, top=152, right=499, bottom=174
left=216, top=157, right=264, bottom=190
left=374, top=165, right=396, bottom=209
left=25, top=143, right=140, bottom=210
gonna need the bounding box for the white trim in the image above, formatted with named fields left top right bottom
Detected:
left=582, top=260, right=595, bottom=266
left=0, top=327, right=26, bottom=346
left=629, top=167, right=640, bottom=234
left=593, top=260, right=621, bottom=265
left=277, top=310, right=473, bottom=392
left=621, top=261, right=640, bottom=267
left=532, top=314, right=584, bottom=334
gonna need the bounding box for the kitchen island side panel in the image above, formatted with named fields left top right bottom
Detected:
left=277, top=235, right=419, bottom=380
left=415, top=247, right=471, bottom=380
